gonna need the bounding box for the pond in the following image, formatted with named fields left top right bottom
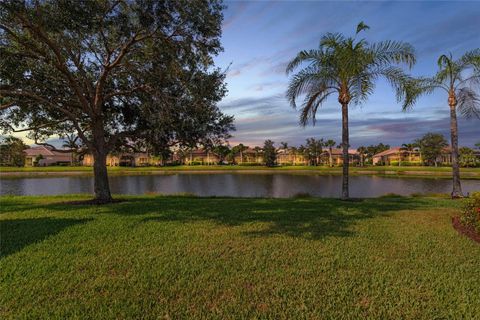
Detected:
left=1, top=173, right=479, bottom=198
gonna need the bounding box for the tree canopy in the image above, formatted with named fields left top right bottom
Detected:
left=0, top=0, right=233, bottom=201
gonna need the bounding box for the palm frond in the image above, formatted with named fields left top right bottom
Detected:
left=356, top=21, right=370, bottom=35
left=370, top=40, right=416, bottom=68
left=458, top=48, right=480, bottom=71
left=285, top=49, right=322, bottom=74
left=286, top=63, right=339, bottom=108
left=299, top=89, right=334, bottom=126
left=319, top=32, right=345, bottom=52
left=457, top=86, right=480, bottom=119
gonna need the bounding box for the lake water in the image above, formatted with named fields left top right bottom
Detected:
left=1, top=173, right=479, bottom=198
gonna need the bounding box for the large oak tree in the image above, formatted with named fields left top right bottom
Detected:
left=0, top=0, right=233, bottom=202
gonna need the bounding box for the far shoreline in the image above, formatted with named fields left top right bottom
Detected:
left=1, top=165, right=479, bottom=179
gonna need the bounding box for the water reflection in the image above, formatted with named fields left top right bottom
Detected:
left=1, top=173, right=479, bottom=198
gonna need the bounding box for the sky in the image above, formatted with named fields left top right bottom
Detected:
left=214, top=0, right=480, bottom=148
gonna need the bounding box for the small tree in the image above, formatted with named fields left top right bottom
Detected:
left=213, top=145, right=230, bottom=164
left=459, top=147, right=477, bottom=167
left=357, top=146, right=367, bottom=167
left=324, top=139, right=336, bottom=167
left=0, top=136, right=27, bottom=166
left=304, top=138, right=323, bottom=166
left=416, top=133, right=448, bottom=167
left=263, top=140, right=276, bottom=167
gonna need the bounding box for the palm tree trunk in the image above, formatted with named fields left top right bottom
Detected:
left=341, top=103, right=349, bottom=200
left=329, top=148, right=333, bottom=167
left=449, top=102, right=463, bottom=197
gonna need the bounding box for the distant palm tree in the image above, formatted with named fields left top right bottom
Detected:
left=62, top=134, right=80, bottom=165
left=357, top=146, right=367, bottom=167
left=253, top=146, right=262, bottom=163
left=406, top=50, right=480, bottom=197
left=323, top=139, right=336, bottom=167
left=289, top=146, right=298, bottom=165
left=400, top=143, right=416, bottom=162
left=286, top=22, right=416, bottom=199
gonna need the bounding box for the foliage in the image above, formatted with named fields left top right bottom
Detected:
left=0, top=0, right=233, bottom=200
left=404, top=50, right=480, bottom=117
left=300, top=138, right=323, bottom=166
left=237, top=162, right=263, bottom=166
left=263, top=140, right=277, bottom=167
left=459, top=147, right=478, bottom=167
left=286, top=23, right=416, bottom=125
left=461, top=192, right=480, bottom=233
left=365, top=143, right=390, bottom=164
left=0, top=136, right=27, bottom=166
left=415, top=133, right=448, bottom=166
left=212, top=145, right=230, bottom=163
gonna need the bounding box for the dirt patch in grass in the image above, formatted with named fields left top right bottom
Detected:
left=452, top=216, right=480, bottom=244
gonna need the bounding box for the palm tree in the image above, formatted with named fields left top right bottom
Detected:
left=406, top=50, right=480, bottom=197
left=289, top=146, right=298, bottom=165
left=400, top=143, right=416, bottom=162
left=324, top=139, right=336, bottom=167
left=286, top=22, right=416, bottom=199
left=357, top=146, right=367, bottom=167
left=253, top=146, right=262, bottom=163
left=62, top=134, right=80, bottom=165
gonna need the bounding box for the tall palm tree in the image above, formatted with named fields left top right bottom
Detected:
left=406, top=50, right=480, bottom=197
left=286, top=22, right=416, bottom=199
left=324, top=139, right=336, bottom=167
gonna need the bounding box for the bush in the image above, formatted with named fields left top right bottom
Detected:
left=460, top=192, right=480, bottom=234
left=401, top=161, right=422, bottom=166
left=238, top=162, right=263, bottom=166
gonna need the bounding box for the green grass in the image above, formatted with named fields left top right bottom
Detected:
left=1, top=195, right=479, bottom=319
left=1, top=164, right=479, bottom=178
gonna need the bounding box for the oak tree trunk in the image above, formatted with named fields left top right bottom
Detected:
left=341, top=102, right=349, bottom=200
left=449, top=101, right=463, bottom=198
left=92, top=120, right=112, bottom=203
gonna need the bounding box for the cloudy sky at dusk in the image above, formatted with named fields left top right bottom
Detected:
left=215, top=0, right=480, bottom=148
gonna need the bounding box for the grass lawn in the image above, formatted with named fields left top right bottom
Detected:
left=1, top=165, right=479, bottom=178
left=1, top=195, right=479, bottom=318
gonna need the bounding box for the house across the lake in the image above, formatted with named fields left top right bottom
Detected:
left=371, top=146, right=480, bottom=165
left=372, top=147, right=422, bottom=165
left=81, top=152, right=157, bottom=167
left=24, top=146, right=73, bottom=166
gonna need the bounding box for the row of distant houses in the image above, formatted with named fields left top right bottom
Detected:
left=22, top=145, right=480, bottom=167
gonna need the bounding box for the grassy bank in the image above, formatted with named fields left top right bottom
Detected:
left=1, top=165, right=479, bottom=178
left=1, top=195, right=479, bottom=319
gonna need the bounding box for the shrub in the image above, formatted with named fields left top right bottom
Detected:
left=238, top=162, right=263, bottom=166
left=460, top=192, right=480, bottom=234
left=401, top=161, right=422, bottom=166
